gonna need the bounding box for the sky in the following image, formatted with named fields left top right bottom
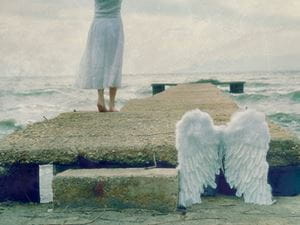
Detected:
left=0, top=0, right=300, bottom=76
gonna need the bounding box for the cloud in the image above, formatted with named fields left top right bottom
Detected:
left=0, top=0, right=299, bottom=75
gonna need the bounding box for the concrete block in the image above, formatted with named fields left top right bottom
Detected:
left=53, top=168, right=178, bottom=212
left=39, top=164, right=54, bottom=203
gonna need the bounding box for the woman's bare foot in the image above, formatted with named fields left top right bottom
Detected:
left=108, top=87, right=118, bottom=112
left=97, top=104, right=107, bottom=112
left=108, top=101, right=119, bottom=112
left=97, top=89, right=107, bottom=112
left=109, top=107, right=119, bottom=112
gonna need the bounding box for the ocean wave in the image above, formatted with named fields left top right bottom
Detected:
left=284, top=91, right=300, bottom=102
left=192, top=79, right=222, bottom=85
left=247, top=82, right=272, bottom=87
left=268, top=113, right=300, bottom=137
left=136, top=87, right=152, bottom=96
left=234, top=94, right=270, bottom=102
left=0, top=119, right=24, bottom=139
left=234, top=91, right=300, bottom=103
left=0, top=89, right=59, bottom=97
left=269, top=113, right=300, bottom=124
left=0, top=119, right=23, bottom=130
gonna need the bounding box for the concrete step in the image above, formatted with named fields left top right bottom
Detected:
left=53, top=168, right=178, bottom=212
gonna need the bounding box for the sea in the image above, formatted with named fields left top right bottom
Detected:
left=0, top=71, right=299, bottom=140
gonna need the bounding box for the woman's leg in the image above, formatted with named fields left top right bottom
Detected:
left=97, top=89, right=107, bottom=112
left=109, top=87, right=118, bottom=112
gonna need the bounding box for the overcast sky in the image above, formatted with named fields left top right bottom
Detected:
left=0, top=0, right=300, bottom=76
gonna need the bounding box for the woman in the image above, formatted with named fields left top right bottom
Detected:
left=75, top=0, right=124, bottom=112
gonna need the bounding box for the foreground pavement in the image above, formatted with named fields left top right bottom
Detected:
left=1, top=195, right=299, bottom=225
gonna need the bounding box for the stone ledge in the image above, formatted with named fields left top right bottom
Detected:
left=53, top=168, right=178, bottom=212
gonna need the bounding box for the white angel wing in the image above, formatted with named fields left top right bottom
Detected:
left=176, top=109, right=220, bottom=207
left=223, top=109, right=274, bottom=205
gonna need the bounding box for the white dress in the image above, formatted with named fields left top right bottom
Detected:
left=75, top=0, right=124, bottom=89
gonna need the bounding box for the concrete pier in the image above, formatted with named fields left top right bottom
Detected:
left=0, top=84, right=298, bottom=168
left=0, top=83, right=299, bottom=205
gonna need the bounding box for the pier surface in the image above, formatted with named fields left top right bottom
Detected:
left=0, top=83, right=299, bottom=167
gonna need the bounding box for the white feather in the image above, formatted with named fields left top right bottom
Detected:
left=176, top=109, right=220, bottom=207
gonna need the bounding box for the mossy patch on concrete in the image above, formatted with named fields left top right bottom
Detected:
left=53, top=168, right=178, bottom=212
left=268, top=139, right=300, bottom=167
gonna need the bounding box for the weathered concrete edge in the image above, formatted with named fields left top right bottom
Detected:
left=53, top=169, right=179, bottom=212
left=268, top=138, right=300, bottom=167
left=0, top=138, right=299, bottom=168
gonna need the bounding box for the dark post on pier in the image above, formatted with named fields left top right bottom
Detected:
left=151, top=83, right=177, bottom=95
left=229, top=81, right=245, bottom=93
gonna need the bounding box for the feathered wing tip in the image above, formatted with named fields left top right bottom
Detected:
left=176, top=109, right=220, bottom=208
left=223, top=109, right=275, bottom=205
